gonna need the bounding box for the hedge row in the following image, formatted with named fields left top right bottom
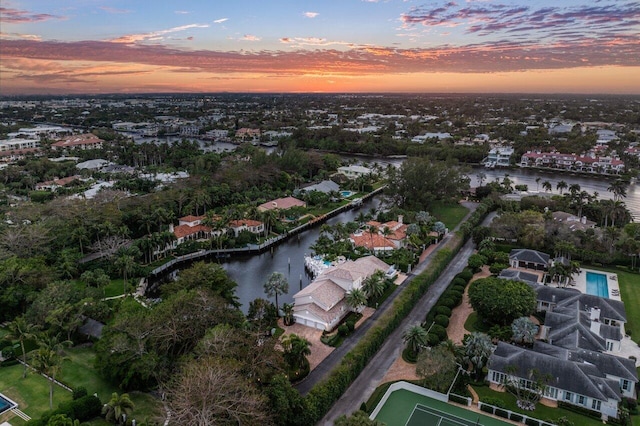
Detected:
left=304, top=198, right=495, bottom=422
left=26, top=395, right=102, bottom=426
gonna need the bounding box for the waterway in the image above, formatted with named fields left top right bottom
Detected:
left=221, top=196, right=382, bottom=312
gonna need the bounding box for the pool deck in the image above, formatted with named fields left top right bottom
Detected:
left=571, top=268, right=621, bottom=301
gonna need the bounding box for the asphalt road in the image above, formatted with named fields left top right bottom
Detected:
left=319, top=237, right=477, bottom=425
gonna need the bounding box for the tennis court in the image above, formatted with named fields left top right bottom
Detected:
left=406, top=403, right=484, bottom=426
left=373, top=387, right=510, bottom=426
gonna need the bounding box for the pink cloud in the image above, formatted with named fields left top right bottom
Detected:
left=304, top=12, right=319, bottom=18
left=241, top=34, right=261, bottom=41
left=0, top=7, right=65, bottom=23
left=99, top=6, right=132, bottom=14
left=110, top=24, right=209, bottom=44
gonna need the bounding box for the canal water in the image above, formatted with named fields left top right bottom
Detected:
left=222, top=196, right=382, bottom=312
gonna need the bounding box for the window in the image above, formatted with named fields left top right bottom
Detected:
left=592, top=400, right=601, bottom=411
left=564, top=392, right=573, bottom=402
left=606, top=341, right=614, bottom=351
left=622, top=379, right=630, bottom=391
left=577, top=395, right=586, bottom=405
left=492, top=371, right=505, bottom=384
left=544, top=387, right=558, bottom=399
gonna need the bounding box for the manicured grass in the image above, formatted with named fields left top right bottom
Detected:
left=590, top=265, right=640, bottom=343
left=60, top=346, right=165, bottom=424
left=102, top=278, right=134, bottom=298
left=430, top=201, right=469, bottom=230
left=472, top=385, right=604, bottom=426
left=463, top=312, right=491, bottom=333
left=60, top=346, right=119, bottom=399
left=0, top=363, right=72, bottom=422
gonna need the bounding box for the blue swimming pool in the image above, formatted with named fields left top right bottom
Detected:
left=586, top=271, right=609, bottom=298
left=341, top=190, right=354, bottom=198
left=0, top=393, right=17, bottom=414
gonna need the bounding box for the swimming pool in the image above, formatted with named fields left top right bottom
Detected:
left=0, top=393, right=17, bottom=415
left=586, top=271, right=609, bottom=298
left=341, top=190, right=354, bottom=198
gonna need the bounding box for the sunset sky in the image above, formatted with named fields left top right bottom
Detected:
left=1, top=0, right=639, bottom=95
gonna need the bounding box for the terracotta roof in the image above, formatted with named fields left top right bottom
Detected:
left=258, top=196, right=306, bottom=211
left=295, top=278, right=345, bottom=310
left=294, top=299, right=347, bottom=325
left=173, top=224, right=211, bottom=239
left=350, top=232, right=395, bottom=250
left=229, top=219, right=263, bottom=228
left=52, top=133, right=103, bottom=147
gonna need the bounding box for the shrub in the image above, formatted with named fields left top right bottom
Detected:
left=1, top=346, right=16, bottom=359
left=72, top=386, right=87, bottom=400
left=438, top=297, right=456, bottom=309
left=480, top=403, right=494, bottom=413
left=482, top=397, right=506, bottom=408
left=427, top=333, right=441, bottom=346
left=434, top=306, right=452, bottom=317
left=346, top=321, right=355, bottom=332
left=511, top=413, right=523, bottom=422
left=495, top=408, right=508, bottom=418
left=338, top=324, right=349, bottom=336
left=430, top=324, right=447, bottom=341
left=452, top=277, right=467, bottom=287
left=434, top=314, right=450, bottom=328
left=458, top=268, right=473, bottom=282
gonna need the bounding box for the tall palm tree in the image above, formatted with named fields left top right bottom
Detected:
left=115, top=253, right=135, bottom=295
left=5, top=316, right=40, bottom=378
left=402, top=324, right=428, bottom=354
left=32, top=334, right=71, bottom=410
left=542, top=180, right=552, bottom=192
left=535, top=177, right=541, bottom=192
left=556, top=180, right=568, bottom=195
left=345, top=288, right=367, bottom=313
left=263, top=272, right=289, bottom=316
left=608, top=179, right=628, bottom=201
left=362, top=271, right=387, bottom=301
left=102, top=392, right=135, bottom=425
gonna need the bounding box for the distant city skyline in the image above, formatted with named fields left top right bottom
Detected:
left=1, top=0, right=639, bottom=95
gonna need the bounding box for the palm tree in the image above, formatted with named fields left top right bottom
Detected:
left=102, top=392, right=135, bottom=425
left=402, top=323, right=428, bottom=354
left=281, top=334, right=312, bottom=370
left=5, top=316, right=39, bottom=378
left=345, top=288, right=367, bottom=313
left=463, top=332, right=493, bottom=381
left=263, top=272, right=289, bottom=316
left=32, top=334, right=71, bottom=410
left=556, top=180, right=568, bottom=195
left=608, top=179, right=628, bottom=201
left=476, top=172, right=487, bottom=187
left=542, top=180, right=552, bottom=192
left=568, top=183, right=581, bottom=195
left=362, top=271, right=386, bottom=301
left=535, top=177, right=541, bottom=192
left=281, top=303, right=295, bottom=326
left=115, top=253, right=135, bottom=295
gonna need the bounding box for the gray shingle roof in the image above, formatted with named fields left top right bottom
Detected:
left=498, top=269, right=540, bottom=285
left=509, top=249, right=550, bottom=265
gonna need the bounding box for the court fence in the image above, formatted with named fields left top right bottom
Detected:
left=369, top=381, right=448, bottom=419
left=478, top=401, right=556, bottom=426
left=449, top=393, right=472, bottom=407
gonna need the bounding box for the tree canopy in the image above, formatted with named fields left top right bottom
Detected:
left=468, top=277, right=536, bottom=326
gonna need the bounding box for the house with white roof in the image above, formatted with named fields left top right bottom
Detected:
left=337, top=165, right=372, bottom=179
left=293, top=256, right=390, bottom=331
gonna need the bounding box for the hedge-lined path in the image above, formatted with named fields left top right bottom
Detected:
left=446, top=265, right=491, bottom=344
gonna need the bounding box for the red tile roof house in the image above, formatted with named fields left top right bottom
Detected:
left=293, top=256, right=391, bottom=331
left=51, top=133, right=104, bottom=151
left=228, top=219, right=265, bottom=237
left=169, top=215, right=212, bottom=246
left=35, top=175, right=81, bottom=191
left=258, top=196, right=306, bottom=212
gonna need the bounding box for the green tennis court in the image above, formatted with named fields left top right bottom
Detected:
left=406, top=404, right=484, bottom=426
left=374, top=388, right=511, bottom=426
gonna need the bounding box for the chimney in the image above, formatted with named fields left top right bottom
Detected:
left=590, top=307, right=601, bottom=321
left=398, top=215, right=403, bottom=224
left=590, top=319, right=601, bottom=335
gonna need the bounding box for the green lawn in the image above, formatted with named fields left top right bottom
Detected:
left=0, top=363, right=72, bottom=423
left=430, top=201, right=469, bottom=230
left=60, top=347, right=165, bottom=424
left=472, top=385, right=605, bottom=426
left=463, top=312, right=491, bottom=333
left=590, top=266, right=640, bottom=343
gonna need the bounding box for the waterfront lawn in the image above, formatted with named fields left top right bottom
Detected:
left=0, top=363, right=72, bottom=422
left=591, top=266, right=640, bottom=343
left=472, top=385, right=603, bottom=426
left=429, top=201, right=469, bottom=230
